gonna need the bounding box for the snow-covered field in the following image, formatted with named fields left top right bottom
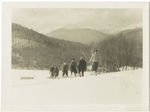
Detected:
left=11, top=69, right=143, bottom=104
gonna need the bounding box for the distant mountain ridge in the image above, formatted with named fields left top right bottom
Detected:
left=62, top=18, right=142, bottom=35
left=46, top=28, right=110, bottom=44
left=46, top=27, right=142, bottom=44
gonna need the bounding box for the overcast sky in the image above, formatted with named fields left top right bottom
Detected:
left=12, top=8, right=142, bottom=33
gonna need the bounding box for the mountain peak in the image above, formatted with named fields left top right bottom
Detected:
left=65, top=21, right=142, bottom=34
left=46, top=28, right=109, bottom=44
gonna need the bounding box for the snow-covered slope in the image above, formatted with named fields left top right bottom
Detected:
left=62, top=18, right=142, bottom=35
left=11, top=69, right=143, bottom=105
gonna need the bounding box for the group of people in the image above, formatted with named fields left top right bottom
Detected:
left=64, top=56, right=87, bottom=77
left=49, top=50, right=100, bottom=79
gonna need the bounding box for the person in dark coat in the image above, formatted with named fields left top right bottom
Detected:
left=70, top=59, right=77, bottom=77
left=49, top=65, right=55, bottom=79
left=53, top=66, right=59, bottom=79
left=79, top=56, right=87, bottom=77
left=63, top=62, right=69, bottom=77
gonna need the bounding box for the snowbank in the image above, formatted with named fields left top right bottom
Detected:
left=11, top=69, right=143, bottom=105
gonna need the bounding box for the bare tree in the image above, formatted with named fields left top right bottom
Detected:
left=100, top=35, right=138, bottom=71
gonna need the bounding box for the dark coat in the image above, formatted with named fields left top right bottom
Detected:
left=53, top=67, right=59, bottom=77
left=70, top=61, right=77, bottom=69
left=79, top=59, right=86, bottom=71
left=63, top=64, right=69, bottom=72
left=70, top=61, right=77, bottom=73
left=50, top=67, right=55, bottom=73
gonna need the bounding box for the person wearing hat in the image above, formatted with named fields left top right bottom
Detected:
left=62, top=62, right=69, bottom=77
left=89, top=50, right=100, bottom=75
left=70, top=59, right=77, bottom=77
left=78, top=56, right=86, bottom=77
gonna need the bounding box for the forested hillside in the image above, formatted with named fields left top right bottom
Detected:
left=93, top=28, right=143, bottom=71
left=12, top=23, right=90, bottom=70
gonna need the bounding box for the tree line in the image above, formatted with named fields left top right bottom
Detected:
left=91, top=32, right=142, bottom=72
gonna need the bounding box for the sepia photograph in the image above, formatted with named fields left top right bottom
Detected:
left=1, top=2, right=149, bottom=111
